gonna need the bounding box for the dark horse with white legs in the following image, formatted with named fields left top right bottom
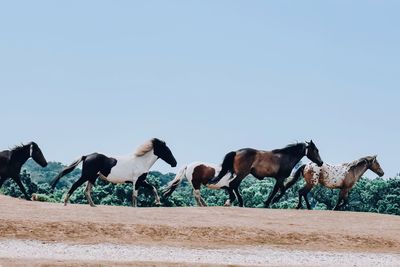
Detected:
left=210, top=141, right=323, bottom=207
left=0, top=142, right=48, bottom=200
left=51, top=138, right=177, bottom=207
left=294, top=155, right=384, bottom=210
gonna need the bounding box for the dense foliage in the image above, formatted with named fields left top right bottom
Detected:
left=1, top=160, right=399, bottom=215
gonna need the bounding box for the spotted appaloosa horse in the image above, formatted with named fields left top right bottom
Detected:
left=210, top=141, right=323, bottom=207
left=0, top=142, right=48, bottom=200
left=51, top=138, right=177, bottom=207
left=294, top=155, right=384, bottom=210
left=163, top=162, right=235, bottom=207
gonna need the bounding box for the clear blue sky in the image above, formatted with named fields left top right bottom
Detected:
left=1, top=1, right=399, bottom=178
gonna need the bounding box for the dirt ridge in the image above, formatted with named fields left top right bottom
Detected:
left=1, top=194, right=399, bottom=253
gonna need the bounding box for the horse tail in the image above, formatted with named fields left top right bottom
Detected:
left=50, top=156, right=86, bottom=188
left=216, top=151, right=237, bottom=180
left=162, top=166, right=187, bottom=198
left=284, top=164, right=306, bottom=190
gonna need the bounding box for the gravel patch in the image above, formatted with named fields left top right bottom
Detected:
left=0, top=239, right=399, bottom=266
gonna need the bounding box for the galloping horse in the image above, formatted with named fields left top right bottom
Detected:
left=0, top=142, right=48, bottom=200
left=51, top=138, right=177, bottom=207
left=210, top=141, right=323, bottom=207
left=294, top=155, right=384, bottom=210
left=163, top=162, right=234, bottom=206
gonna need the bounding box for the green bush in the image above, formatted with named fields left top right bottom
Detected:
left=0, top=160, right=398, bottom=216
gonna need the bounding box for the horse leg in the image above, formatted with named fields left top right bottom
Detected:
left=64, top=176, right=87, bottom=206
left=196, top=185, right=208, bottom=207
left=229, top=178, right=244, bottom=207
left=193, top=189, right=204, bottom=207
left=132, top=183, right=139, bottom=207
left=303, top=185, right=313, bottom=210
left=224, top=188, right=236, bottom=207
left=12, top=176, right=30, bottom=200
left=0, top=176, right=8, bottom=189
left=271, top=178, right=287, bottom=204
left=224, top=175, right=245, bottom=207
left=233, top=186, right=244, bottom=207
left=333, top=197, right=343, bottom=210
left=200, top=194, right=208, bottom=207
left=264, top=180, right=284, bottom=208
left=296, top=184, right=313, bottom=210
left=338, top=197, right=349, bottom=210
left=341, top=189, right=351, bottom=209
left=296, top=186, right=304, bottom=209
left=84, top=181, right=96, bottom=207
left=334, top=189, right=349, bottom=211
left=137, top=178, right=161, bottom=206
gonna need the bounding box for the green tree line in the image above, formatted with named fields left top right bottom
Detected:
left=0, top=160, right=399, bottom=215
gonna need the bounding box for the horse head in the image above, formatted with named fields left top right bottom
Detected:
left=29, top=142, right=48, bottom=167
left=152, top=138, right=177, bottom=167
left=305, top=140, right=323, bottom=167
left=369, top=155, right=384, bottom=177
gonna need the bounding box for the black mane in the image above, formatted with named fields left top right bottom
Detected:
left=11, top=142, right=33, bottom=152
left=272, top=143, right=306, bottom=154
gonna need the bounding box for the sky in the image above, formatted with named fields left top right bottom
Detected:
left=0, top=1, right=399, bottom=178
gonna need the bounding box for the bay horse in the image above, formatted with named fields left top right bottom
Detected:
left=51, top=138, right=177, bottom=207
left=294, top=155, right=384, bottom=210
left=0, top=142, right=48, bottom=200
left=210, top=141, right=323, bottom=207
left=162, top=162, right=235, bottom=207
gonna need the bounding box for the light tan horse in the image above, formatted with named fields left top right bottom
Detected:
left=293, top=155, right=384, bottom=210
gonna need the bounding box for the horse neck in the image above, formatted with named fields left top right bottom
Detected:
left=281, top=144, right=306, bottom=169
left=350, top=160, right=369, bottom=182
left=133, top=150, right=158, bottom=173
left=11, top=147, right=30, bottom=169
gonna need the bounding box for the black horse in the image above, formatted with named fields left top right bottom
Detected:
left=51, top=138, right=177, bottom=207
left=210, top=141, right=323, bottom=207
left=0, top=142, right=48, bottom=200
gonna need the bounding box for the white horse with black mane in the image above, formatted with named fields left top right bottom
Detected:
left=51, top=138, right=177, bottom=207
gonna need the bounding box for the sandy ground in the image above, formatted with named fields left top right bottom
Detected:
left=0, top=194, right=400, bottom=266
left=1, top=239, right=400, bottom=267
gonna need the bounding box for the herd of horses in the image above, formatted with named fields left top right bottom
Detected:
left=0, top=138, right=384, bottom=211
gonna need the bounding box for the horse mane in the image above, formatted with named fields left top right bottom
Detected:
left=11, top=142, right=32, bottom=152
left=134, top=139, right=154, bottom=156
left=272, top=142, right=305, bottom=154
left=347, top=156, right=372, bottom=170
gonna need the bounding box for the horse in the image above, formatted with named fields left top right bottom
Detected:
left=0, top=142, right=48, bottom=200
left=209, top=140, right=323, bottom=207
left=51, top=138, right=177, bottom=207
left=293, top=155, right=384, bottom=210
left=162, top=162, right=235, bottom=207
